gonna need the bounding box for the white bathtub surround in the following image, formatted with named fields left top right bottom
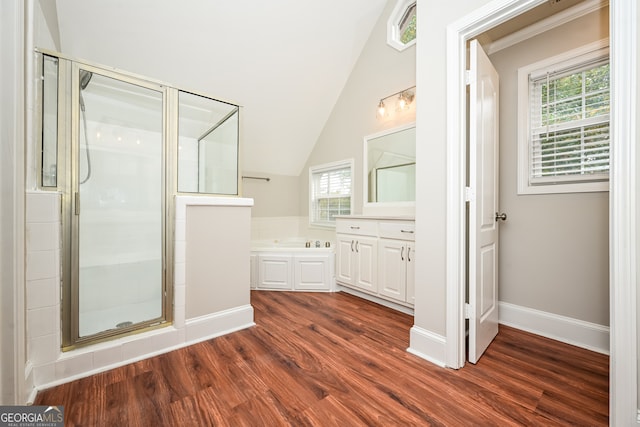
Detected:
left=251, top=216, right=337, bottom=243
left=251, top=239, right=335, bottom=292
left=26, top=194, right=254, bottom=395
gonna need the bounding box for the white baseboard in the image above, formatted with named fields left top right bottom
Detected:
left=499, top=302, right=609, bottom=355
left=185, top=304, right=255, bottom=345
left=337, top=286, right=414, bottom=315
left=407, top=326, right=447, bottom=368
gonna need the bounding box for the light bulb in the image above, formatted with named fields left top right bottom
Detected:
left=398, top=93, right=407, bottom=110
left=378, top=100, right=386, bottom=116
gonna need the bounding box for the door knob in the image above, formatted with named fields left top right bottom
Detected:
left=495, top=212, right=507, bottom=222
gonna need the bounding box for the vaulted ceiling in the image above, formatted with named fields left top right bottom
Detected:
left=50, top=0, right=388, bottom=176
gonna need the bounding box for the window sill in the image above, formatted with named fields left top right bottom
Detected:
left=517, top=180, right=609, bottom=195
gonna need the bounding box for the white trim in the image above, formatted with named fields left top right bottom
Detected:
left=485, top=0, right=609, bottom=55
left=184, top=305, right=255, bottom=344
left=362, top=122, right=416, bottom=217
left=609, top=0, right=638, bottom=424
left=498, top=302, right=609, bottom=354
left=407, top=326, right=447, bottom=368
left=175, top=195, right=254, bottom=209
left=516, top=39, right=610, bottom=195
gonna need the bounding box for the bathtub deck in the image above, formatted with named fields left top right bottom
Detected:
left=35, top=290, right=609, bottom=425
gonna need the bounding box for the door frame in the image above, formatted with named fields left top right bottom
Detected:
left=444, top=0, right=637, bottom=423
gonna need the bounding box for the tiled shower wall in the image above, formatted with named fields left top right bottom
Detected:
left=25, top=191, right=61, bottom=385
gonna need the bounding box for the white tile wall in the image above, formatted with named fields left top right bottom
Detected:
left=26, top=278, right=56, bottom=310
left=26, top=191, right=61, bottom=380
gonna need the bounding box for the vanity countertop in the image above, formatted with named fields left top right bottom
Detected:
left=335, top=215, right=415, bottom=221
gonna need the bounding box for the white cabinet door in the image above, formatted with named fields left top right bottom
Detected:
left=378, top=239, right=406, bottom=302
left=294, top=255, right=330, bottom=291
left=257, top=254, right=293, bottom=290
left=336, top=234, right=355, bottom=286
left=354, top=236, right=378, bottom=293
left=406, top=243, right=415, bottom=305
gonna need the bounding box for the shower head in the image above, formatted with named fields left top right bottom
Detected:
left=79, top=70, right=93, bottom=90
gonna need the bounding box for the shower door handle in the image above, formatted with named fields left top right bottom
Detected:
left=75, top=192, right=80, bottom=215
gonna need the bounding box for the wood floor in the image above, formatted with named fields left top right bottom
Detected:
left=35, top=290, right=609, bottom=426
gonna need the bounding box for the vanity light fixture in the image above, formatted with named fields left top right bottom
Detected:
left=376, top=85, right=416, bottom=118
left=378, top=100, right=386, bottom=117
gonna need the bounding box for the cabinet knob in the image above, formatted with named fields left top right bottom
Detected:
left=407, top=247, right=411, bottom=262
left=401, top=246, right=405, bottom=261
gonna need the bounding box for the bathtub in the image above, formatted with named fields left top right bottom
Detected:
left=250, top=239, right=335, bottom=291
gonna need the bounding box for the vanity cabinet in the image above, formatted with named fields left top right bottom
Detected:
left=336, top=217, right=415, bottom=307
left=336, top=227, right=378, bottom=294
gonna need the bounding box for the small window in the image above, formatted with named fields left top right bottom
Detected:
left=387, top=0, right=416, bottom=51
left=517, top=40, right=609, bottom=194
left=309, top=160, right=353, bottom=228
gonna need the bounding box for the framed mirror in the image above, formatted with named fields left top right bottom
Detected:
left=363, top=122, right=416, bottom=216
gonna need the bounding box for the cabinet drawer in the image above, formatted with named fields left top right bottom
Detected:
left=336, top=219, right=377, bottom=236
left=378, top=222, right=415, bottom=241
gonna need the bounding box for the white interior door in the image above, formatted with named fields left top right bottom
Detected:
left=468, top=39, right=500, bottom=364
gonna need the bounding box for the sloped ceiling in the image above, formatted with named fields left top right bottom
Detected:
left=54, top=0, right=387, bottom=176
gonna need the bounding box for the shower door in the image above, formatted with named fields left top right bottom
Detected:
left=72, top=65, right=167, bottom=342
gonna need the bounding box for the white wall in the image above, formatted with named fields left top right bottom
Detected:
left=243, top=0, right=416, bottom=244
left=185, top=205, right=251, bottom=318
left=0, top=0, right=25, bottom=405
left=242, top=172, right=300, bottom=217
left=489, top=9, right=609, bottom=326
left=636, top=0, right=640, bottom=414
left=299, top=0, right=416, bottom=217
left=53, top=0, right=387, bottom=177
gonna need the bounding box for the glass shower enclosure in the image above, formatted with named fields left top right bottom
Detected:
left=64, top=63, right=169, bottom=347
left=41, top=52, right=240, bottom=349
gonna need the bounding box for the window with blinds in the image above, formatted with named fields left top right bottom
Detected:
left=517, top=40, right=610, bottom=194
left=309, top=160, right=353, bottom=227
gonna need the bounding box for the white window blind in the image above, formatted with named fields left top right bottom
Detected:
left=310, top=161, right=352, bottom=227
left=529, top=58, right=610, bottom=185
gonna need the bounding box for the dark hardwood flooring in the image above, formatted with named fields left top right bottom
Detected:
left=35, top=290, right=609, bottom=426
